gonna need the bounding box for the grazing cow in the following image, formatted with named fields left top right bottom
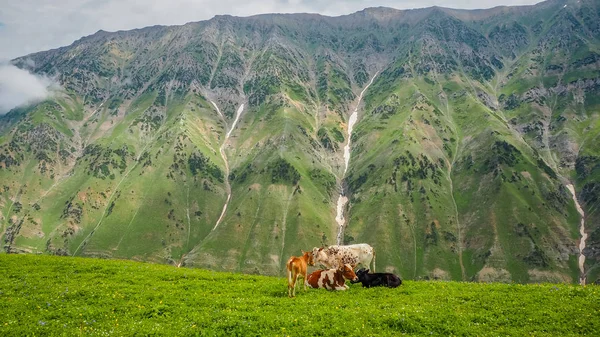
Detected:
left=286, top=250, right=315, bottom=297
left=351, top=268, right=402, bottom=288
left=306, top=264, right=359, bottom=291
left=312, top=244, right=376, bottom=271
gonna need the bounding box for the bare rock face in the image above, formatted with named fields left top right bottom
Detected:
left=584, top=227, right=600, bottom=260
left=475, top=268, right=512, bottom=283
left=430, top=268, right=451, bottom=280
left=477, top=90, right=498, bottom=111
left=528, top=270, right=572, bottom=284
left=550, top=133, right=579, bottom=170
left=522, top=87, right=549, bottom=104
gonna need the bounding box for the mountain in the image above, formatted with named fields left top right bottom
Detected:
left=1, top=0, right=600, bottom=283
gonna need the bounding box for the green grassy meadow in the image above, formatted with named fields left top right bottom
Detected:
left=1, top=254, right=598, bottom=336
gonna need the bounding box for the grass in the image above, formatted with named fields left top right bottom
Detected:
left=1, top=254, right=598, bottom=337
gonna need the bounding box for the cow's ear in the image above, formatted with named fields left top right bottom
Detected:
left=366, top=269, right=370, bottom=273
left=301, top=250, right=306, bottom=254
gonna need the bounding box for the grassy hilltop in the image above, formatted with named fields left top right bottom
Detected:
left=1, top=254, right=598, bottom=336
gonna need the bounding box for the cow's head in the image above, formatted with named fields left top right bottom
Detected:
left=351, top=268, right=368, bottom=283
left=356, top=268, right=368, bottom=278
left=339, top=264, right=359, bottom=282
left=302, top=250, right=315, bottom=266
left=312, top=247, right=327, bottom=263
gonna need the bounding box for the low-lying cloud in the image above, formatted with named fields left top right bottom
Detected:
left=0, top=64, right=58, bottom=114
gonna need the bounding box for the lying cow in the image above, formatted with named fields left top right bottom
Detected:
left=307, top=264, right=358, bottom=291
left=312, top=243, right=375, bottom=271
left=351, top=268, right=402, bottom=288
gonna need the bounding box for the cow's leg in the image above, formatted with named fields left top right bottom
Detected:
left=302, top=272, right=307, bottom=291
left=335, top=284, right=348, bottom=290
left=293, top=273, right=299, bottom=297
left=372, top=250, right=376, bottom=272
left=287, top=270, right=293, bottom=297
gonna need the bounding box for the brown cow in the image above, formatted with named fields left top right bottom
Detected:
left=286, top=250, right=315, bottom=297
left=306, top=264, right=358, bottom=291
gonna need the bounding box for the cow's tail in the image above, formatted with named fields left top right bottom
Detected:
left=372, top=248, right=376, bottom=272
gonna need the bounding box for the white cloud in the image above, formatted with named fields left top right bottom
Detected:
left=0, top=64, right=59, bottom=114
left=0, top=0, right=543, bottom=61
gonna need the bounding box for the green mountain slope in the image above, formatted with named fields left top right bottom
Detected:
left=1, top=0, right=600, bottom=283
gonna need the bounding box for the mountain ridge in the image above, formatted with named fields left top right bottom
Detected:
left=1, top=0, right=599, bottom=284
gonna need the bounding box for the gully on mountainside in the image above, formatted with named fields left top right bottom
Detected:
left=336, top=72, right=378, bottom=245
left=566, top=184, right=588, bottom=285
left=177, top=100, right=244, bottom=267
left=212, top=101, right=245, bottom=231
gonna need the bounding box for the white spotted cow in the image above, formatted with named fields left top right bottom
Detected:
left=312, top=243, right=376, bottom=272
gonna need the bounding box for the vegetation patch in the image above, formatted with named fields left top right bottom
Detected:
left=309, top=168, right=337, bottom=195
left=268, top=158, right=300, bottom=185
left=82, top=144, right=130, bottom=179
left=188, top=152, right=224, bottom=183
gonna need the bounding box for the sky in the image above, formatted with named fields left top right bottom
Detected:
left=0, top=0, right=543, bottom=114
left=0, top=0, right=544, bottom=62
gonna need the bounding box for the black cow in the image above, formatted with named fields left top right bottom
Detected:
left=351, top=268, right=402, bottom=288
